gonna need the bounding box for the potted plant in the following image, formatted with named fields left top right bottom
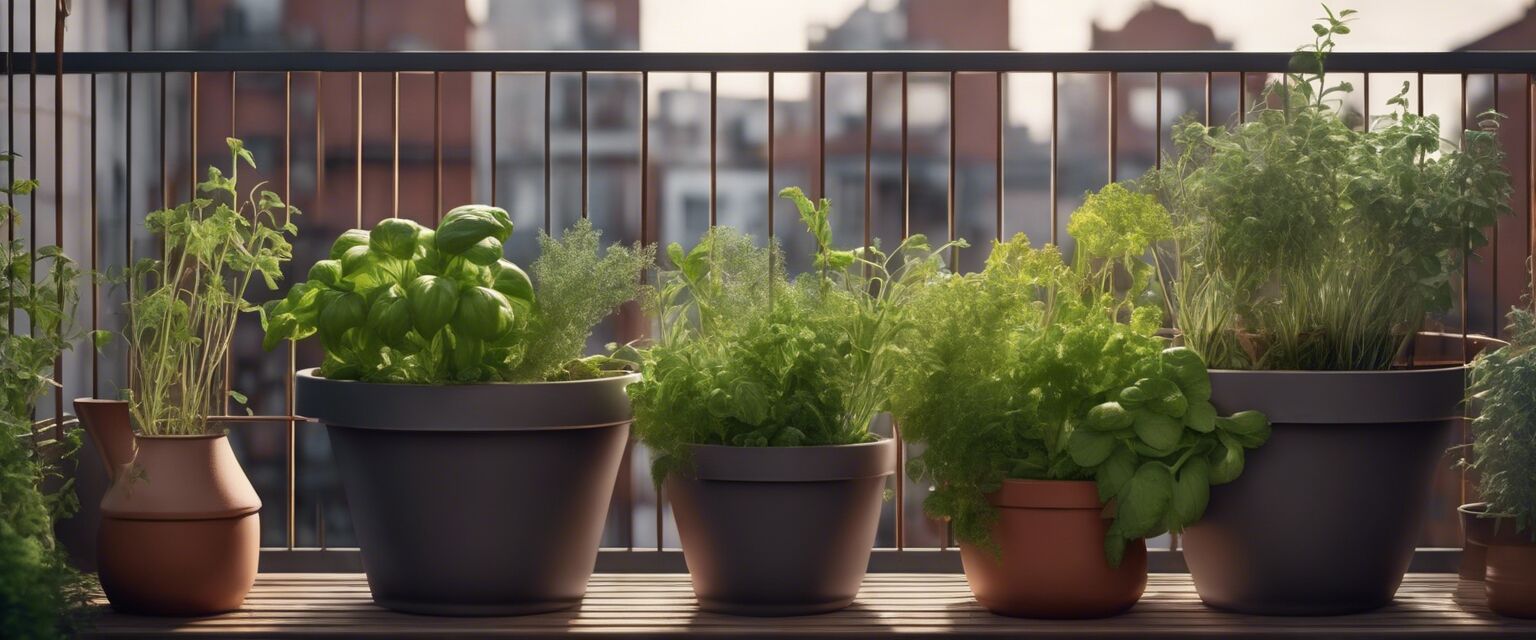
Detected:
left=889, top=185, right=1268, bottom=618
left=1462, top=302, right=1536, bottom=616
left=1141, top=8, right=1513, bottom=614
left=1, top=152, right=95, bottom=637
left=263, top=209, right=652, bottom=616
left=627, top=188, right=958, bottom=616
left=74, top=138, right=296, bottom=615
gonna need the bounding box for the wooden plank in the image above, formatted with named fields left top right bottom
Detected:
left=78, top=574, right=1536, bottom=638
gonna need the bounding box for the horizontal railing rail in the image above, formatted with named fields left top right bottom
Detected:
left=12, top=50, right=1536, bottom=74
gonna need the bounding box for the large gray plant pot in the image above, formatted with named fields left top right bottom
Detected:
left=1182, top=354, right=1468, bottom=615
left=296, top=369, right=636, bottom=616
left=666, top=439, right=896, bottom=616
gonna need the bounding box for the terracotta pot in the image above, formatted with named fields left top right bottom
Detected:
left=1464, top=510, right=1536, bottom=617
left=1461, top=503, right=1497, bottom=581
left=74, top=399, right=262, bottom=616
left=666, top=439, right=895, bottom=616
left=296, top=369, right=636, bottom=616
left=1181, top=333, right=1482, bottom=615
left=959, top=479, right=1146, bottom=618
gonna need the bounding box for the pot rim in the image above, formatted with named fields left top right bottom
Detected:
left=1205, top=361, right=1471, bottom=424
left=294, top=367, right=640, bottom=388
left=988, top=478, right=1103, bottom=510
left=679, top=437, right=897, bottom=483
left=134, top=433, right=229, bottom=441
left=295, top=367, right=638, bottom=432
left=1458, top=503, right=1536, bottom=546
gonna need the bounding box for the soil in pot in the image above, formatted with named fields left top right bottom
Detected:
left=960, top=479, right=1146, bottom=619
left=665, top=439, right=895, bottom=616
left=76, top=399, right=262, bottom=616
left=296, top=370, right=636, bottom=616
left=1181, top=342, right=1472, bottom=616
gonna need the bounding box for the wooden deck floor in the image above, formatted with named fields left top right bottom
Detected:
left=80, top=573, right=1536, bottom=638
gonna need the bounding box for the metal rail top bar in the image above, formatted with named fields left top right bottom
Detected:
left=11, top=50, right=1536, bottom=74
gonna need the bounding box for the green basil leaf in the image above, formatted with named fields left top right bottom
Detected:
left=1112, top=462, right=1173, bottom=539
left=317, top=291, right=366, bottom=345
left=406, top=274, right=460, bottom=338
left=1184, top=400, right=1217, bottom=433
left=369, top=218, right=422, bottom=260
left=1209, top=441, right=1246, bottom=485
left=328, top=228, right=370, bottom=260
left=437, top=206, right=509, bottom=254
left=459, top=236, right=504, bottom=266
left=1095, top=445, right=1137, bottom=502
left=492, top=259, right=535, bottom=308
left=307, top=260, right=345, bottom=290
left=1133, top=411, right=1183, bottom=451
left=451, top=286, right=516, bottom=341
left=1068, top=428, right=1116, bottom=467
left=1169, top=456, right=1211, bottom=531
left=1085, top=401, right=1134, bottom=432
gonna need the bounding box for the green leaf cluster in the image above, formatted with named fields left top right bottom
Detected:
left=0, top=152, right=95, bottom=639
left=263, top=212, right=652, bottom=384
left=124, top=138, right=298, bottom=435
left=891, top=222, right=1268, bottom=567
left=1467, top=303, right=1536, bottom=539
left=628, top=187, right=962, bottom=485
left=1143, top=7, right=1512, bottom=371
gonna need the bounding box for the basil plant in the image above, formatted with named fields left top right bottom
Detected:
left=263, top=206, right=530, bottom=383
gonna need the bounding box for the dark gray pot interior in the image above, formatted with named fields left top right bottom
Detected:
left=296, top=369, right=637, bottom=616
left=666, top=439, right=896, bottom=616
left=1182, top=365, right=1464, bottom=615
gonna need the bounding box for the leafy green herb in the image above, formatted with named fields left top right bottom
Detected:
left=628, top=187, right=961, bottom=485
left=124, top=138, right=298, bottom=435
left=0, top=152, right=95, bottom=639
left=1143, top=7, right=1512, bottom=371
left=892, top=196, right=1267, bottom=566
left=263, top=212, right=652, bottom=384
left=1466, top=301, right=1536, bottom=538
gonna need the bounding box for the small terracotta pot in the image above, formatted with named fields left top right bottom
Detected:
left=1466, top=510, right=1536, bottom=617
left=1461, top=503, right=1497, bottom=581
left=666, top=439, right=895, bottom=616
left=959, top=479, right=1146, bottom=618
left=75, top=399, right=261, bottom=616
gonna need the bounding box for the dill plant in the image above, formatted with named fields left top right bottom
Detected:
left=1466, top=301, right=1536, bottom=537
left=891, top=185, right=1268, bottom=566
left=0, top=152, right=94, bottom=639
left=627, top=187, right=961, bottom=485
left=126, top=139, right=298, bottom=435
left=1144, top=7, right=1512, bottom=370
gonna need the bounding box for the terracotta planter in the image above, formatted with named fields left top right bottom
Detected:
left=666, top=439, right=895, bottom=616
left=1462, top=503, right=1497, bottom=581
left=1460, top=507, right=1536, bottom=617
left=75, top=399, right=262, bottom=616
left=296, top=369, right=635, bottom=616
left=1181, top=336, right=1475, bottom=615
left=958, top=479, right=1146, bottom=618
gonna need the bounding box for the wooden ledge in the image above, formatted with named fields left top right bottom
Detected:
left=81, top=573, right=1536, bottom=638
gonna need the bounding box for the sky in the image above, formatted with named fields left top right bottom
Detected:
left=636, top=0, right=1533, bottom=137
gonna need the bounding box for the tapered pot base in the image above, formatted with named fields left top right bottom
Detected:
left=697, top=597, right=856, bottom=617
left=372, top=597, right=580, bottom=617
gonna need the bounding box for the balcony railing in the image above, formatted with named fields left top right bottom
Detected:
left=8, top=36, right=1536, bottom=571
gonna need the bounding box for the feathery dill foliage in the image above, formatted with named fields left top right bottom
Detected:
left=892, top=186, right=1268, bottom=566
left=127, top=138, right=298, bottom=435
left=511, top=219, right=656, bottom=382
left=628, top=187, right=961, bottom=485
left=1143, top=7, right=1511, bottom=371
left=0, top=152, right=94, bottom=639
left=1467, top=302, right=1536, bottom=538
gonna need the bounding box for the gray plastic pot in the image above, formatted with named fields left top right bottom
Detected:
left=295, top=368, right=636, bottom=616
left=1181, top=361, right=1465, bottom=615
left=665, top=439, right=896, bottom=616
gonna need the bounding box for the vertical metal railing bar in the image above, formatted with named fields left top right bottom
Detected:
left=1155, top=72, right=1163, bottom=170
left=28, top=0, right=37, bottom=340
left=190, top=71, right=198, bottom=201
left=1108, top=72, right=1118, bottom=184
left=122, top=6, right=132, bottom=390
left=52, top=0, right=64, bottom=429
left=158, top=70, right=166, bottom=212
left=391, top=72, right=398, bottom=218
left=864, top=71, right=872, bottom=261
left=1492, top=75, right=1500, bottom=342
left=767, top=71, right=775, bottom=283
left=715, top=70, right=721, bottom=227
left=995, top=71, right=1003, bottom=240
left=580, top=70, right=588, bottom=219
left=315, top=70, right=326, bottom=550
left=433, top=72, right=442, bottom=221
left=818, top=71, right=826, bottom=201
left=1238, top=71, right=1247, bottom=124
left=355, top=71, right=362, bottom=226
left=1459, top=71, right=1470, bottom=509
left=637, top=69, right=652, bottom=552
left=5, top=0, right=14, bottom=333
left=544, top=71, right=551, bottom=233
left=284, top=70, right=295, bottom=551
left=90, top=72, right=98, bottom=395
left=1528, top=73, right=1534, bottom=303
left=895, top=70, right=907, bottom=551
left=489, top=72, right=496, bottom=207
left=947, top=72, right=956, bottom=271
left=1049, top=71, right=1058, bottom=246
left=1204, top=71, right=1213, bottom=127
